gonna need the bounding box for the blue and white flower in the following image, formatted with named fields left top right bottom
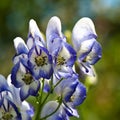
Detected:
left=28, top=44, right=53, bottom=79
left=53, top=41, right=76, bottom=79
left=72, top=17, right=102, bottom=76
left=69, top=82, right=86, bottom=107
left=53, top=73, right=79, bottom=102
left=11, top=61, right=40, bottom=101
left=46, top=16, right=76, bottom=79
left=41, top=101, right=69, bottom=120
left=40, top=80, right=86, bottom=120
left=53, top=73, right=86, bottom=119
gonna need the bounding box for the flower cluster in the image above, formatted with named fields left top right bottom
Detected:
left=0, top=16, right=102, bottom=120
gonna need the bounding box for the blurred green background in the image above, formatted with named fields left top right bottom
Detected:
left=0, top=0, right=120, bottom=120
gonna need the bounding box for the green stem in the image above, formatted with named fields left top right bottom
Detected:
left=34, top=79, right=44, bottom=120
left=34, top=77, right=64, bottom=120
left=54, top=78, right=63, bottom=89
left=40, top=77, right=63, bottom=107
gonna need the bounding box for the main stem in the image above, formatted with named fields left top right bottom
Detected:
left=34, top=79, right=45, bottom=120
left=34, top=77, right=64, bottom=120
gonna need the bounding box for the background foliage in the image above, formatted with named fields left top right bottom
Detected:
left=0, top=0, right=120, bottom=120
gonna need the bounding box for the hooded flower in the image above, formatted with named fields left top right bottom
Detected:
left=28, top=44, right=53, bottom=79
left=41, top=101, right=69, bottom=120
left=72, top=17, right=102, bottom=76
left=53, top=73, right=79, bottom=102
left=56, top=73, right=86, bottom=116
left=11, top=61, right=40, bottom=101
left=40, top=80, right=86, bottom=120
left=46, top=16, right=76, bottom=79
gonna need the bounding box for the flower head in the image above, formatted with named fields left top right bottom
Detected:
left=28, top=45, right=53, bottom=79
left=72, top=17, right=102, bottom=76
left=46, top=16, right=76, bottom=79
left=11, top=61, right=40, bottom=101
left=7, top=16, right=102, bottom=120
left=53, top=73, right=79, bottom=102
left=41, top=101, right=68, bottom=120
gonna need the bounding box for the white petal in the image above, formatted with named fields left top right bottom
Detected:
left=59, top=44, right=71, bottom=60
left=77, top=38, right=95, bottom=57
left=27, top=37, right=34, bottom=50
left=46, top=16, right=62, bottom=39
left=78, top=17, right=97, bottom=35
left=13, top=37, right=28, bottom=54
left=29, top=19, right=44, bottom=40
left=72, top=17, right=97, bottom=51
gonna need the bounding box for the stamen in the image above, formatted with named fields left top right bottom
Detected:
left=2, top=112, right=13, bottom=120
left=70, top=95, right=75, bottom=102
left=22, top=73, right=33, bottom=85
left=57, top=56, right=65, bottom=65
left=35, top=56, right=47, bottom=67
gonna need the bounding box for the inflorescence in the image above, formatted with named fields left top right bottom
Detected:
left=0, top=16, right=102, bottom=120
